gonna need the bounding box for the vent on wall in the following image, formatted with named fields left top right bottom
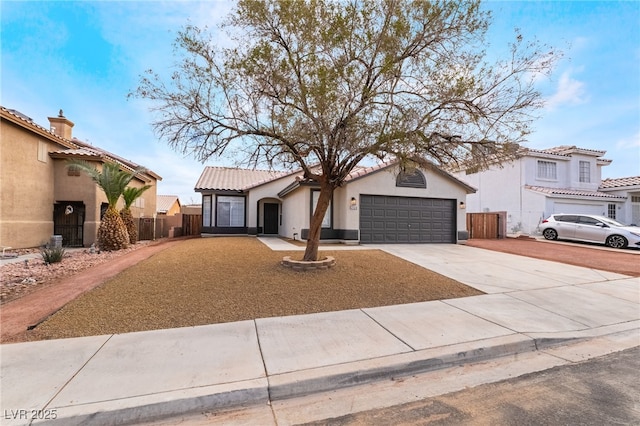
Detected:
left=396, top=169, right=426, bottom=188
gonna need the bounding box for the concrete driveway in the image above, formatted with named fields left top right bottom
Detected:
left=1, top=239, right=638, bottom=426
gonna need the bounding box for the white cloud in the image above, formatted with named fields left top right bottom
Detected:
left=544, top=69, right=588, bottom=111
left=616, top=131, right=640, bottom=150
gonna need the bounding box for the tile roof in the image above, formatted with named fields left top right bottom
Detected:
left=532, top=145, right=607, bottom=157
left=1, top=106, right=161, bottom=181
left=156, top=195, right=180, bottom=213
left=599, top=176, right=640, bottom=189
left=195, top=167, right=291, bottom=191
left=525, top=185, right=626, bottom=199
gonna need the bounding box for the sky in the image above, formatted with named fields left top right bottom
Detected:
left=2, top=1, right=639, bottom=204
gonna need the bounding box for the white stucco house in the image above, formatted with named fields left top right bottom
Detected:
left=599, top=176, right=640, bottom=226
left=453, top=145, right=640, bottom=235
left=194, top=161, right=476, bottom=244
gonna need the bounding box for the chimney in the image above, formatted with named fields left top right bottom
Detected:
left=48, top=109, right=74, bottom=139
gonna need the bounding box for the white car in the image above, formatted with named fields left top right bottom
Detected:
left=540, top=214, right=640, bottom=249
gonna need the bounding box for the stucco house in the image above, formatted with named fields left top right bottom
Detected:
left=453, top=145, right=638, bottom=235
left=0, top=107, right=161, bottom=249
left=156, top=195, right=182, bottom=216
left=599, top=176, right=640, bottom=226
left=194, top=161, right=476, bottom=244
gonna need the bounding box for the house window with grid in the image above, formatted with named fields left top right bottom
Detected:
left=216, top=195, right=245, bottom=227
left=311, top=190, right=332, bottom=228
left=608, top=204, right=616, bottom=219
left=579, top=161, right=590, bottom=183
left=537, top=160, right=557, bottom=180
left=202, top=195, right=212, bottom=226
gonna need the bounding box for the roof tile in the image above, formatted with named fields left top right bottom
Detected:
left=599, top=176, right=640, bottom=189
left=525, top=185, right=626, bottom=199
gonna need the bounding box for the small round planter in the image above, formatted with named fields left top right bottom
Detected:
left=281, top=256, right=336, bottom=271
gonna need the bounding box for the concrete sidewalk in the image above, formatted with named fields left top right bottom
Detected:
left=1, top=240, right=638, bottom=425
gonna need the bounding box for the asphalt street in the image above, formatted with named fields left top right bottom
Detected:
left=299, top=346, right=640, bottom=425
left=154, top=346, right=639, bottom=425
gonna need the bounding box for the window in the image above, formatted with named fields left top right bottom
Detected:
left=67, top=164, right=81, bottom=176
left=608, top=204, right=616, bottom=219
left=202, top=195, right=212, bottom=226
left=217, top=196, right=245, bottom=227
left=312, top=190, right=331, bottom=228
left=556, top=215, right=578, bottom=223
left=133, top=198, right=144, bottom=208
left=578, top=216, right=601, bottom=226
left=37, top=141, right=48, bottom=163
left=579, top=161, right=590, bottom=183
left=537, top=161, right=557, bottom=180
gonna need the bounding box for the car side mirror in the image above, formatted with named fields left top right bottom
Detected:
left=596, top=223, right=607, bottom=228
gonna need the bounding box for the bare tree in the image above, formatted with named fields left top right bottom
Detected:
left=132, top=0, right=560, bottom=261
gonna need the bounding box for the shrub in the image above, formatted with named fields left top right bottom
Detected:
left=41, top=246, right=66, bottom=264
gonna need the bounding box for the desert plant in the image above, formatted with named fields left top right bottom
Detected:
left=41, top=246, right=66, bottom=264
left=67, top=160, right=145, bottom=250
left=120, top=186, right=151, bottom=244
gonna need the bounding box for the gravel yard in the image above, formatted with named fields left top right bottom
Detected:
left=1, top=242, right=152, bottom=304
left=20, top=237, right=482, bottom=341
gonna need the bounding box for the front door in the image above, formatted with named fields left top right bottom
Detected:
left=53, top=202, right=85, bottom=247
left=264, top=203, right=279, bottom=234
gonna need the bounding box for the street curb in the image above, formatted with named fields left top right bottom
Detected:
left=33, top=323, right=639, bottom=426
left=267, top=333, right=539, bottom=401
left=34, top=379, right=269, bottom=426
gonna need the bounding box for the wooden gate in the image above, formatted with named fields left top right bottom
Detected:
left=183, top=214, right=202, bottom=236
left=466, top=212, right=507, bottom=239
left=138, top=217, right=155, bottom=241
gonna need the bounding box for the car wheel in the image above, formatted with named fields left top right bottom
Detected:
left=542, top=228, right=558, bottom=240
left=606, top=235, right=628, bottom=249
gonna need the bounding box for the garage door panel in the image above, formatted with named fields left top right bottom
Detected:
left=360, top=195, right=455, bottom=243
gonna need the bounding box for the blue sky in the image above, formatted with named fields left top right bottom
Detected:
left=2, top=1, right=639, bottom=203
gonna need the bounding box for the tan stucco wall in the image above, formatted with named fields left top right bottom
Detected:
left=1, top=116, right=159, bottom=249
left=54, top=161, right=158, bottom=246
left=161, top=200, right=181, bottom=216
left=1, top=120, right=58, bottom=248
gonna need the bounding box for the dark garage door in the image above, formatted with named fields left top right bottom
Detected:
left=359, top=195, right=456, bottom=243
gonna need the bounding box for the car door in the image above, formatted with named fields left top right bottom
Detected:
left=574, top=216, right=608, bottom=243
left=554, top=215, right=578, bottom=239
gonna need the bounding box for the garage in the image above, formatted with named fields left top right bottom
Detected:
left=553, top=202, right=606, bottom=216
left=359, top=195, right=456, bottom=243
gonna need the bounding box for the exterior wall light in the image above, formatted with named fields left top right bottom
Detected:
left=459, top=201, right=466, bottom=209
left=350, top=197, right=358, bottom=210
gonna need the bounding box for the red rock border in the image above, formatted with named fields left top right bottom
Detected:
left=281, top=256, right=336, bottom=271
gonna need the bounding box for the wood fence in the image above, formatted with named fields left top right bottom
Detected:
left=138, top=214, right=202, bottom=241
left=466, top=212, right=507, bottom=239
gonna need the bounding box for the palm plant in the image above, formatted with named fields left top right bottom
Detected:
left=67, top=160, right=144, bottom=251
left=120, top=186, right=151, bottom=244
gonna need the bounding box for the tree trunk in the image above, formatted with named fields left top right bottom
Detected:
left=303, top=184, right=334, bottom=261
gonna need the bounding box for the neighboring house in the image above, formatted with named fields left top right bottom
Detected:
left=194, top=162, right=476, bottom=244
left=453, top=145, right=634, bottom=235
left=0, top=107, right=161, bottom=249
left=599, top=176, right=640, bottom=226
left=156, top=195, right=182, bottom=216
left=181, top=204, right=202, bottom=215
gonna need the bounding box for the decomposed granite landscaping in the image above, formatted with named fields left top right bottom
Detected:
left=14, top=237, right=484, bottom=341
